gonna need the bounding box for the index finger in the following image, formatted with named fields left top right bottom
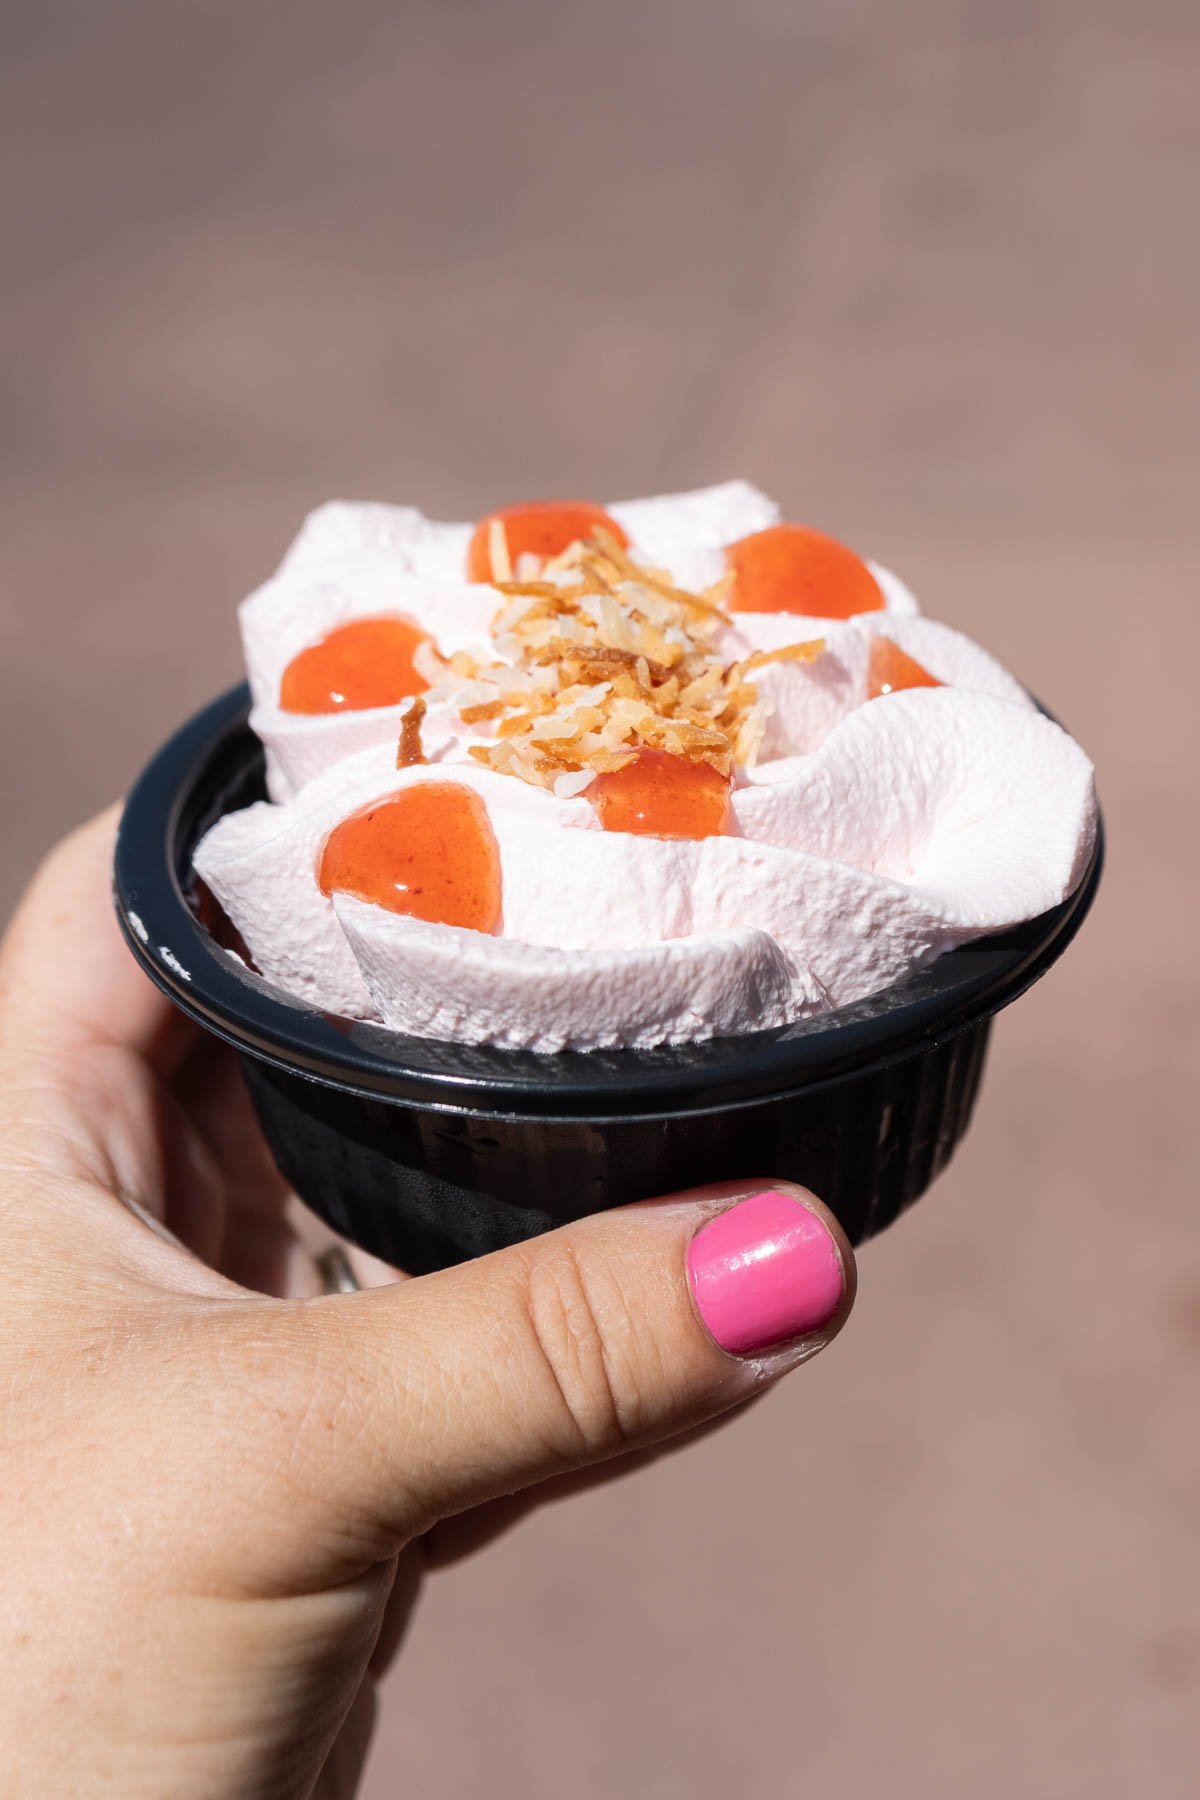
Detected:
left=0, top=805, right=194, bottom=1075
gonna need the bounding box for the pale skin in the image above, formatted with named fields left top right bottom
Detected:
left=0, top=810, right=856, bottom=1798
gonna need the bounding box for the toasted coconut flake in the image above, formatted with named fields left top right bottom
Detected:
left=554, top=768, right=597, bottom=799
left=492, top=593, right=541, bottom=635
left=741, top=638, right=827, bottom=675
left=635, top=621, right=679, bottom=669
left=679, top=663, right=724, bottom=707
left=488, top=518, right=513, bottom=583
left=395, top=696, right=427, bottom=768
left=589, top=747, right=641, bottom=773
left=413, top=638, right=449, bottom=685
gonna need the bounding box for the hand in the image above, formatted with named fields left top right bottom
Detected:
left=0, top=810, right=856, bottom=1798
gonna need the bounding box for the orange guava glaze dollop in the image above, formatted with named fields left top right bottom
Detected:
left=867, top=638, right=942, bottom=700
left=467, top=500, right=629, bottom=583
left=280, top=616, right=431, bottom=714
left=590, top=750, right=732, bottom=839
left=726, top=523, right=885, bottom=618
left=318, top=785, right=502, bottom=933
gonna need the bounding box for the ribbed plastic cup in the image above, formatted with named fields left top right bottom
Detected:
left=114, top=685, right=1102, bottom=1273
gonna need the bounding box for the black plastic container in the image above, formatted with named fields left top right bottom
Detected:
left=114, top=684, right=1102, bottom=1273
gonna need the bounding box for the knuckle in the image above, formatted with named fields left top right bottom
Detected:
left=521, top=1239, right=646, bottom=1461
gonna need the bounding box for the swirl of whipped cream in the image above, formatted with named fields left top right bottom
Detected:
left=241, top=481, right=918, bottom=800
left=195, top=481, right=1097, bottom=1051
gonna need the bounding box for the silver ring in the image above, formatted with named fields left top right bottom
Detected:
left=315, top=1246, right=362, bottom=1294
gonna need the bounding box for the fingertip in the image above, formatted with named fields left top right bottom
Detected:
left=763, top=1178, right=858, bottom=1325
left=30, top=802, right=124, bottom=897
left=627, top=1176, right=857, bottom=1336
left=1, top=801, right=186, bottom=1070
left=682, top=1181, right=856, bottom=1362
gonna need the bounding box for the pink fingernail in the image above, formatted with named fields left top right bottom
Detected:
left=686, top=1190, right=844, bottom=1356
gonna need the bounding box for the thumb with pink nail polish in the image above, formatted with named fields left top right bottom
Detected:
left=687, top=1188, right=852, bottom=1358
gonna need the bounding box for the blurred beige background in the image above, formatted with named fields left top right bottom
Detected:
left=2, top=2, right=1197, bottom=1795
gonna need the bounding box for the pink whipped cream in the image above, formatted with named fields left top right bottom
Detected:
left=194, top=481, right=1097, bottom=1050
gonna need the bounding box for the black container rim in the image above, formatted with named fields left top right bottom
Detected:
left=113, top=683, right=1103, bottom=1123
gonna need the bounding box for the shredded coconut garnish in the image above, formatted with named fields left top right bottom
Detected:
left=487, top=518, right=513, bottom=584
left=425, top=532, right=780, bottom=792
left=396, top=695, right=427, bottom=768
left=741, top=639, right=826, bottom=674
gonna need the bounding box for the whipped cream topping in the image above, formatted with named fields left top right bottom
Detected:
left=243, top=481, right=918, bottom=800
left=196, top=482, right=1097, bottom=1050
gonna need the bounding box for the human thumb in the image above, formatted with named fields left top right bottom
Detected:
left=290, top=1181, right=856, bottom=1551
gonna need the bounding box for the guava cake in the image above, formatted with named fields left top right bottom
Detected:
left=193, top=481, right=1097, bottom=1051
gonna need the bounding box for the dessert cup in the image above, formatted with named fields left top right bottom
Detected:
left=114, top=684, right=1102, bottom=1273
